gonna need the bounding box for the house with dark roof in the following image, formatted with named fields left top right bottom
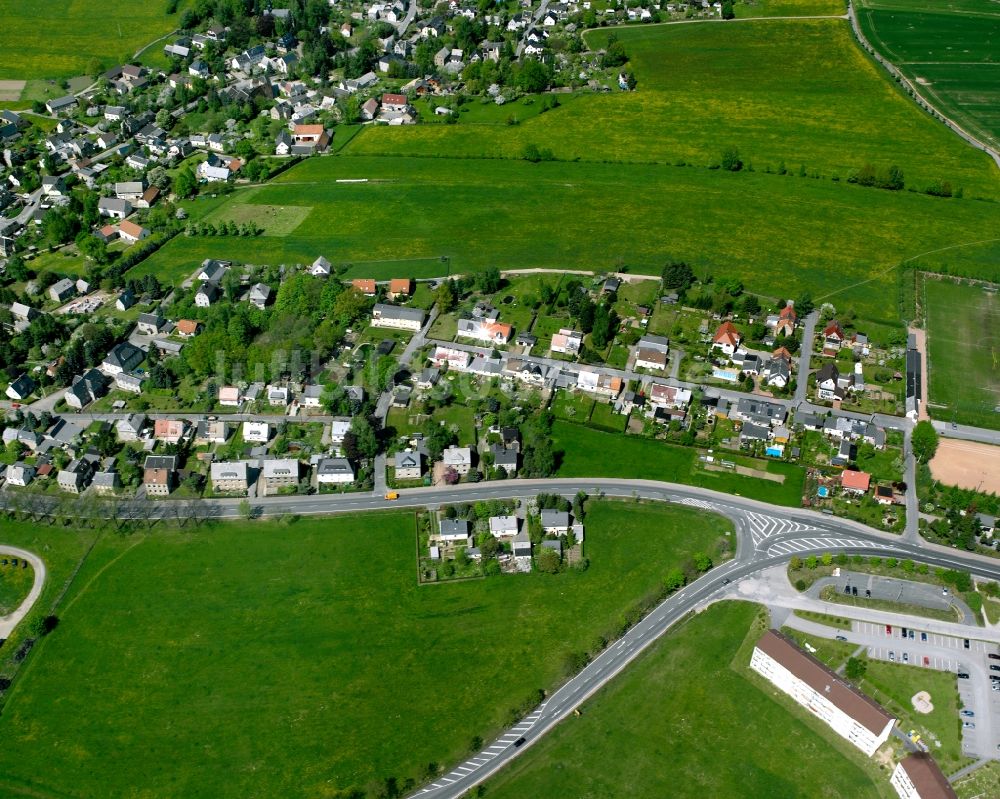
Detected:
left=890, top=753, right=956, bottom=799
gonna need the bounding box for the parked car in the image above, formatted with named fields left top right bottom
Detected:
left=963, top=722, right=976, bottom=729
left=965, top=639, right=971, bottom=649
left=901, top=627, right=908, bottom=638
left=886, top=625, right=892, bottom=635
left=903, top=653, right=909, bottom=663
left=989, top=653, right=1000, bottom=660
left=921, top=632, right=928, bottom=642
left=961, top=710, right=975, bottom=717
left=889, top=652, right=895, bottom=662
left=836, top=635, right=848, bottom=641
left=908, top=630, right=915, bottom=639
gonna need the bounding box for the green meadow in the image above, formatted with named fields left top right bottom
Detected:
left=0, top=0, right=185, bottom=81
left=0, top=504, right=730, bottom=798
left=856, top=0, right=1000, bottom=148
left=348, top=20, right=999, bottom=200
left=136, top=155, right=997, bottom=324
left=486, top=601, right=885, bottom=799
left=923, top=277, right=1000, bottom=428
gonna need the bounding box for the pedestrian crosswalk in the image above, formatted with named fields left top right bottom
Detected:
left=418, top=708, right=546, bottom=794
left=766, top=536, right=895, bottom=558
left=744, top=511, right=818, bottom=548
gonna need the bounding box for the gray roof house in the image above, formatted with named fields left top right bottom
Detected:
left=438, top=518, right=471, bottom=541
left=102, top=342, right=144, bottom=375
left=372, top=304, right=426, bottom=331
left=540, top=509, right=571, bottom=533
left=6, top=373, right=35, bottom=401
left=249, top=282, right=272, bottom=309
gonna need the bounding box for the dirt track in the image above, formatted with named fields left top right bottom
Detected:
left=930, top=438, right=1000, bottom=494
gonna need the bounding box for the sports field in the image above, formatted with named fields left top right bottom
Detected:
left=0, top=1, right=184, bottom=81
left=348, top=20, right=999, bottom=200
left=134, top=156, right=998, bottom=324
left=485, top=601, right=884, bottom=798
left=0, top=503, right=730, bottom=798
left=923, top=277, right=1000, bottom=429
left=856, top=0, right=1000, bottom=148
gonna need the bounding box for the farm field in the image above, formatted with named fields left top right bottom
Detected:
left=0, top=0, right=185, bottom=81
left=735, top=0, right=847, bottom=16
left=132, top=156, right=998, bottom=324
left=0, top=503, right=730, bottom=798
left=347, top=20, right=999, bottom=201
left=923, top=277, right=1000, bottom=429
left=485, top=601, right=885, bottom=799
left=856, top=0, right=1000, bottom=148
left=551, top=420, right=806, bottom=506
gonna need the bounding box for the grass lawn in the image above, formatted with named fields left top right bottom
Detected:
left=349, top=20, right=999, bottom=201
left=203, top=201, right=313, bottom=236
left=956, top=759, right=1000, bottom=798
left=793, top=609, right=853, bottom=629
left=856, top=0, right=1000, bottom=148
left=0, top=559, right=34, bottom=617
left=780, top=627, right=860, bottom=670
left=0, top=0, right=187, bottom=81
left=923, top=277, right=1000, bottom=429
left=486, top=601, right=885, bottom=799
left=589, top=400, right=628, bottom=432
left=133, top=155, right=999, bottom=325
left=550, top=390, right=595, bottom=423
left=553, top=420, right=806, bottom=506
left=736, top=0, right=847, bottom=16
left=0, top=503, right=729, bottom=797
left=861, top=659, right=970, bottom=774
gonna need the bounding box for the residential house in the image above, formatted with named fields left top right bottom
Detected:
left=292, top=124, right=330, bottom=151
left=761, top=356, right=791, bottom=389
left=116, top=289, right=136, bottom=311
left=431, top=346, right=470, bottom=370
left=143, top=455, right=178, bottom=496
left=731, top=397, right=787, bottom=427
left=10, top=303, right=38, bottom=324
left=712, top=321, right=742, bottom=356
left=217, top=386, right=241, bottom=407
left=117, top=219, right=149, bottom=244
left=415, top=367, right=440, bottom=389
left=634, top=334, right=670, bottom=371
left=57, top=459, right=94, bottom=493
left=195, top=420, right=229, bottom=445
left=101, top=342, right=143, bottom=376
left=243, top=421, right=270, bottom=443
left=317, top=457, right=355, bottom=485
left=442, top=445, right=473, bottom=475
left=275, top=129, right=293, bottom=155
left=351, top=278, right=377, bottom=296
left=823, top=320, right=846, bottom=352
left=648, top=383, right=692, bottom=413
left=550, top=329, right=583, bottom=355
left=98, top=197, right=131, bottom=219
left=114, top=372, right=145, bottom=394
left=153, top=419, right=187, bottom=444
left=750, top=630, right=895, bottom=757
left=874, top=485, right=895, bottom=506
left=198, top=153, right=241, bottom=182
left=198, top=259, right=230, bottom=282
left=176, top=319, right=201, bottom=338
left=261, top=458, right=300, bottom=495
left=310, top=255, right=332, bottom=276
left=267, top=385, right=289, bottom=406
left=540, top=510, right=571, bottom=535
left=438, top=519, right=471, bottom=543
left=65, top=369, right=107, bottom=409
left=576, top=370, right=623, bottom=399
left=6, top=462, right=36, bottom=487
left=49, top=278, right=77, bottom=303
left=46, top=96, right=77, bottom=115
left=6, top=373, right=35, bottom=401
left=115, top=413, right=147, bottom=442
left=458, top=317, right=512, bottom=345
left=195, top=282, right=220, bottom=308
left=372, top=303, right=425, bottom=331
left=841, top=469, right=871, bottom=495
left=489, top=444, right=518, bottom=475
left=489, top=516, right=519, bottom=538
left=92, top=461, right=121, bottom=494
left=512, top=529, right=532, bottom=557
left=249, top=282, right=272, bottom=309
left=302, top=384, right=324, bottom=408
left=387, top=278, right=413, bottom=300
left=766, top=302, right=798, bottom=337
left=211, top=461, right=250, bottom=494
left=361, top=97, right=380, bottom=120
left=136, top=312, right=166, bottom=335
left=394, top=449, right=423, bottom=480
left=890, top=753, right=956, bottom=799
left=115, top=181, right=146, bottom=201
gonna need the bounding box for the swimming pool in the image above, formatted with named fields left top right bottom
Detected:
left=817, top=486, right=830, bottom=498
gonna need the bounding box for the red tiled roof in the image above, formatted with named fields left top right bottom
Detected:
left=381, top=93, right=407, bottom=105
left=118, top=219, right=145, bottom=238
left=841, top=469, right=871, bottom=492
left=352, top=279, right=376, bottom=294
left=294, top=124, right=325, bottom=134
left=713, top=321, right=741, bottom=346
left=389, top=278, right=412, bottom=295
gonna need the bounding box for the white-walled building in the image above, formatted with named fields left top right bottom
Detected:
left=243, top=421, right=270, bottom=443
left=890, top=754, right=956, bottom=799
left=750, top=630, right=895, bottom=757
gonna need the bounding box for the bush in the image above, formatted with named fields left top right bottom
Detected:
left=795, top=578, right=807, bottom=591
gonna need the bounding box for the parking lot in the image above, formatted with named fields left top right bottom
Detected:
left=855, top=620, right=1000, bottom=759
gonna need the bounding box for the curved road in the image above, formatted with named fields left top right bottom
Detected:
left=0, top=546, right=46, bottom=640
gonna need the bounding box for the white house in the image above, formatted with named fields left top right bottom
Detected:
left=211, top=461, right=250, bottom=494
left=243, top=421, right=270, bottom=443
left=550, top=328, right=582, bottom=355
left=219, top=386, right=242, bottom=406
left=889, top=754, right=955, bottom=799
left=438, top=519, right=470, bottom=543
left=431, top=346, right=470, bottom=370
left=488, top=516, right=519, bottom=538
left=394, top=449, right=422, bottom=479
left=371, top=303, right=425, bottom=332
left=540, top=509, right=571, bottom=535
left=750, top=630, right=895, bottom=757
left=317, top=457, right=355, bottom=485
left=442, top=445, right=472, bottom=475
left=267, top=385, right=289, bottom=406
left=310, top=255, right=331, bottom=276
left=6, top=462, right=35, bottom=487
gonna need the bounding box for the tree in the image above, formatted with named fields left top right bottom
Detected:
left=535, top=547, right=561, bottom=574
left=174, top=166, right=198, bottom=199
left=912, top=421, right=938, bottom=463
left=845, top=657, right=867, bottom=681
left=661, top=261, right=694, bottom=292
left=238, top=499, right=253, bottom=520
left=721, top=0, right=735, bottom=18
left=664, top=568, right=685, bottom=591
left=694, top=552, right=713, bottom=572
left=436, top=279, right=458, bottom=312
left=795, top=291, right=814, bottom=316
left=721, top=145, right=743, bottom=172
left=350, top=416, right=379, bottom=460
left=476, top=267, right=502, bottom=294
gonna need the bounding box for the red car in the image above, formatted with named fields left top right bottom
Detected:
left=886, top=625, right=892, bottom=635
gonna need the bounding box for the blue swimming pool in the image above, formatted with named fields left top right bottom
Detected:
left=766, top=446, right=783, bottom=457
left=817, top=486, right=830, bottom=498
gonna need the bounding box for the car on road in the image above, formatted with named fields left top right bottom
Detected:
left=989, top=653, right=1000, bottom=660
left=965, top=639, right=971, bottom=649
left=963, top=722, right=976, bottom=729
left=958, top=672, right=971, bottom=679
left=961, top=710, right=975, bottom=717
left=889, top=652, right=895, bottom=662
left=921, top=632, right=928, bottom=642
left=836, top=635, right=848, bottom=641
left=514, top=737, right=526, bottom=748
left=943, top=588, right=950, bottom=596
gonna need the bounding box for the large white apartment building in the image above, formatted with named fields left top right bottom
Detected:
left=890, top=754, right=956, bottom=799
left=750, top=630, right=896, bottom=757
